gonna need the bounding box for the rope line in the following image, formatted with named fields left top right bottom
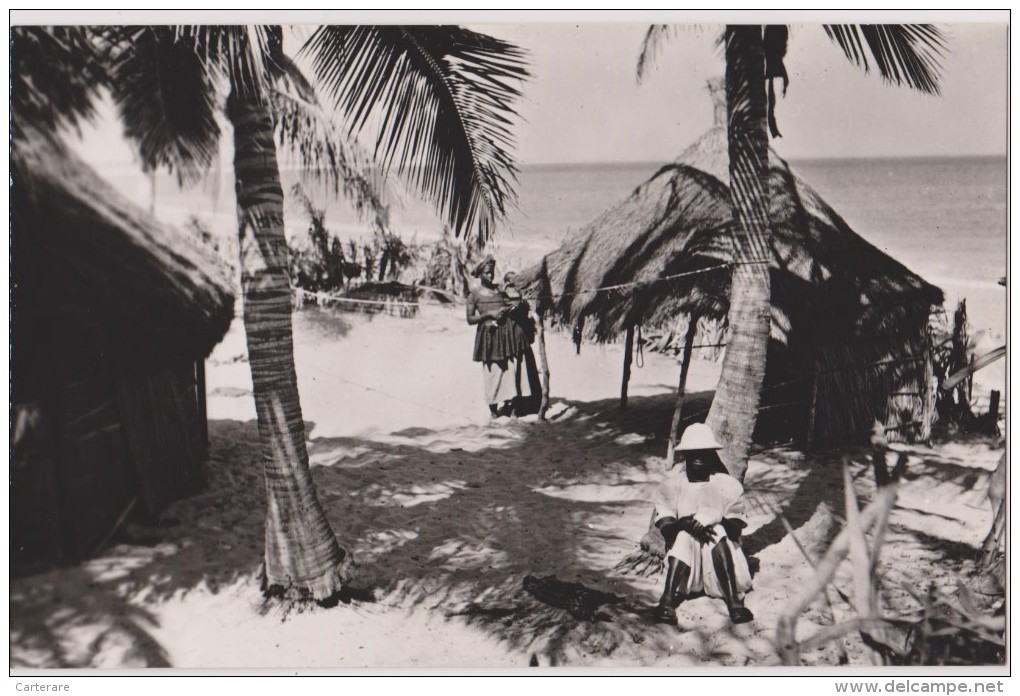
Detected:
left=758, top=400, right=809, bottom=412
left=535, top=262, right=732, bottom=299
left=760, top=377, right=809, bottom=391
left=295, top=288, right=424, bottom=308
left=291, top=259, right=753, bottom=309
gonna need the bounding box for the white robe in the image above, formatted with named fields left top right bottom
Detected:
left=650, top=469, right=753, bottom=598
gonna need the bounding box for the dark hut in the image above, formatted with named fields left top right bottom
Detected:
left=518, top=120, right=943, bottom=447
left=11, top=130, right=235, bottom=570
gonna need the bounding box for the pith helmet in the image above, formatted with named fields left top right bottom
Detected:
left=677, top=423, right=722, bottom=451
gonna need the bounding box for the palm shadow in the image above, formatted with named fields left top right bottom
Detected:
left=10, top=418, right=271, bottom=668
left=12, top=384, right=986, bottom=668
left=298, top=389, right=793, bottom=664
left=740, top=448, right=857, bottom=558
left=72, top=389, right=857, bottom=665
left=10, top=566, right=171, bottom=668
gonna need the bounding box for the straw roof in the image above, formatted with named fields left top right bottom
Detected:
left=517, top=126, right=944, bottom=348
left=11, top=129, right=235, bottom=365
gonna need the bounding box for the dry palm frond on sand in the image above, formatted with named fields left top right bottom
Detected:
left=613, top=549, right=664, bottom=578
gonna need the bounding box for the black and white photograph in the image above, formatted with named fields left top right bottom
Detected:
left=8, top=10, right=1010, bottom=679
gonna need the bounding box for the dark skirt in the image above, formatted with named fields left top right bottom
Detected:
left=473, top=320, right=518, bottom=363
left=504, top=320, right=532, bottom=357
left=507, top=304, right=535, bottom=350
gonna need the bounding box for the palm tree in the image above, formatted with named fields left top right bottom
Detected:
left=639, top=24, right=946, bottom=479
left=13, top=24, right=527, bottom=600
left=302, top=26, right=528, bottom=247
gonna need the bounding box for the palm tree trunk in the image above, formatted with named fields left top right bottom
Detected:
left=227, top=87, right=348, bottom=600
left=706, top=25, right=772, bottom=481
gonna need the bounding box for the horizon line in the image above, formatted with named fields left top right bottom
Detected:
left=84, top=151, right=1009, bottom=176
left=521, top=152, right=1009, bottom=167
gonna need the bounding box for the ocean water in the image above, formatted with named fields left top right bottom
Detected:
left=492, top=157, right=1007, bottom=340
left=328, top=161, right=661, bottom=260
left=494, top=156, right=1008, bottom=399
left=790, top=157, right=1006, bottom=288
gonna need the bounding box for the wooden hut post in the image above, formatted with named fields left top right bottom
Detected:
left=967, top=354, right=975, bottom=403
left=805, top=361, right=820, bottom=452
left=196, top=359, right=209, bottom=450
left=621, top=326, right=635, bottom=410
left=665, top=316, right=699, bottom=468
left=536, top=311, right=552, bottom=419
left=988, top=390, right=1001, bottom=421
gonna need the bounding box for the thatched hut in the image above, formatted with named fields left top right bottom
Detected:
left=518, top=118, right=943, bottom=447
left=11, top=130, right=235, bottom=571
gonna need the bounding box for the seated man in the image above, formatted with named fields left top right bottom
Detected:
left=646, top=423, right=754, bottom=626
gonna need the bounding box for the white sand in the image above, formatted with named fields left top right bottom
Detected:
left=10, top=306, right=1005, bottom=670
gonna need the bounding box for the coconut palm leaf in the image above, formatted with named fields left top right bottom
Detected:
left=763, top=25, right=789, bottom=137
left=823, top=24, right=947, bottom=95
left=636, top=24, right=716, bottom=83
left=636, top=23, right=945, bottom=137
left=101, top=26, right=223, bottom=185
left=173, top=25, right=277, bottom=102
left=11, top=26, right=107, bottom=139
left=636, top=25, right=677, bottom=83
left=303, top=25, right=528, bottom=246
left=272, top=52, right=392, bottom=233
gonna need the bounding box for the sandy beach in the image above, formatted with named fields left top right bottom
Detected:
left=9, top=14, right=1010, bottom=681
left=10, top=304, right=1005, bottom=669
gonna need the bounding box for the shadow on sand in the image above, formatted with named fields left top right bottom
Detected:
left=9, top=390, right=996, bottom=667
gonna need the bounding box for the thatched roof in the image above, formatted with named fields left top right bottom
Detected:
left=518, top=124, right=945, bottom=445
left=11, top=129, right=235, bottom=365
left=518, top=126, right=944, bottom=349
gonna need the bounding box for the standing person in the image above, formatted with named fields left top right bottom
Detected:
left=466, top=255, right=516, bottom=417
left=501, top=271, right=541, bottom=413
left=501, top=271, right=536, bottom=344
left=645, top=423, right=754, bottom=626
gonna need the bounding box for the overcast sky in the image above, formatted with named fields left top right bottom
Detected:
left=64, top=18, right=1008, bottom=171
left=472, top=22, right=1008, bottom=164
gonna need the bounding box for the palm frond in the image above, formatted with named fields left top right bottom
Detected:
left=11, top=26, right=107, bottom=139
left=637, top=24, right=718, bottom=82
left=763, top=24, right=790, bottom=138
left=173, top=25, right=277, bottom=103
left=303, top=25, right=529, bottom=247
left=273, top=53, right=392, bottom=233
left=636, top=25, right=676, bottom=83
left=102, top=26, right=222, bottom=185
left=823, top=24, right=947, bottom=95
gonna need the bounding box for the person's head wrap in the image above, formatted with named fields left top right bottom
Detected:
left=471, top=255, right=496, bottom=278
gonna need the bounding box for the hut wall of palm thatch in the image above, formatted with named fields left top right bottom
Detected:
left=11, top=130, right=235, bottom=571
left=517, top=125, right=943, bottom=448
